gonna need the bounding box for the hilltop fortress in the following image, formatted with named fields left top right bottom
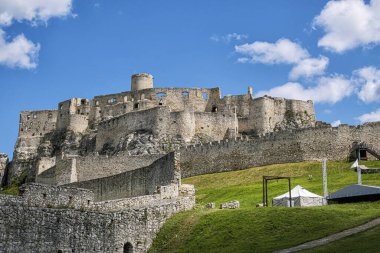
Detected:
left=3, top=73, right=316, bottom=186
left=1, top=73, right=380, bottom=252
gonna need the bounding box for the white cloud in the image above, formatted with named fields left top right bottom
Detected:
left=313, top=0, right=380, bottom=53
left=289, top=56, right=329, bottom=80
left=356, top=108, right=380, bottom=123
left=0, top=29, right=40, bottom=69
left=331, top=120, right=341, bottom=127
left=211, top=33, right=248, bottom=43
left=235, top=38, right=309, bottom=64
left=0, top=0, right=73, bottom=69
left=256, top=75, right=353, bottom=104
left=354, top=66, right=380, bottom=103
left=0, top=0, right=73, bottom=26
left=235, top=38, right=329, bottom=80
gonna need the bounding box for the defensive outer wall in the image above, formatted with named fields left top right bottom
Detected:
left=180, top=122, right=380, bottom=177
left=0, top=152, right=195, bottom=253
left=0, top=184, right=194, bottom=253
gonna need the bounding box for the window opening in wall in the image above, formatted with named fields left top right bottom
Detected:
left=212, top=106, right=218, bottom=112
left=48, top=113, right=52, bottom=119
left=156, top=92, right=167, bottom=98
left=182, top=91, right=189, bottom=98
left=27, top=115, right=31, bottom=120
left=43, top=193, right=47, bottom=199
left=60, top=105, right=63, bottom=110
left=123, top=242, right=133, bottom=253
left=21, top=128, right=23, bottom=132
left=81, top=99, right=86, bottom=105
left=77, top=109, right=80, bottom=114
left=87, top=200, right=91, bottom=205
left=123, top=105, right=127, bottom=109
left=134, top=103, right=139, bottom=109
left=109, top=98, right=117, bottom=104
left=203, top=92, right=208, bottom=100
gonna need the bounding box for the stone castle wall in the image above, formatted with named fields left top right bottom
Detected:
left=249, top=96, right=315, bottom=135
left=0, top=183, right=195, bottom=253
left=67, top=152, right=180, bottom=201
left=180, top=123, right=380, bottom=177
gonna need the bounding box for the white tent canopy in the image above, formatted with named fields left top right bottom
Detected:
left=272, top=185, right=325, bottom=207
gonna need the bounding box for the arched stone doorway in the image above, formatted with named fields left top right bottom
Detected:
left=123, top=242, right=133, bottom=253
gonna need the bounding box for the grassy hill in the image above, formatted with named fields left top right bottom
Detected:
left=149, top=161, right=380, bottom=253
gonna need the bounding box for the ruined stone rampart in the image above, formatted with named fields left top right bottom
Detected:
left=18, top=110, right=57, bottom=138
left=194, top=110, right=238, bottom=140
left=180, top=123, right=380, bottom=177
left=96, top=107, right=171, bottom=151
left=67, top=152, right=180, bottom=201
left=0, top=183, right=194, bottom=253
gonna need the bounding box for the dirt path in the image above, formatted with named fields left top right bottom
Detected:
left=272, top=217, right=380, bottom=253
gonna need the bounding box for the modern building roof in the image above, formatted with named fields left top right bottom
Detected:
left=327, top=184, right=380, bottom=200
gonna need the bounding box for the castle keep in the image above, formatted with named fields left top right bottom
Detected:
left=2, top=73, right=380, bottom=252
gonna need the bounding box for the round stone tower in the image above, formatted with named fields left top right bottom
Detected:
left=131, top=73, right=154, bottom=91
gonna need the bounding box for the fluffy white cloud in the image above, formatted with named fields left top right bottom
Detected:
left=235, top=38, right=309, bottom=64
left=289, top=56, right=329, bottom=80
left=211, top=33, right=248, bottom=43
left=354, top=66, right=380, bottom=103
left=235, top=38, right=329, bottom=80
left=313, top=0, right=380, bottom=53
left=256, top=75, right=353, bottom=104
left=0, top=0, right=73, bottom=26
left=331, top=120, right=341, bottom=127
left=356, top=109, right=380, bottom=123
left=0, top=0, right=72, bottom=69
left=0, top=29, right=40, bottom=69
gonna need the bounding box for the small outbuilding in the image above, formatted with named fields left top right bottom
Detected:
left=327, top=184, right=380, bottom=203
left=272, top=185, right=325, bottom=207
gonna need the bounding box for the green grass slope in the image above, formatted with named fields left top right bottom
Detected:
left=301, top=226, right=380, bottom=253
left=149, top=161, right=380, bottom=253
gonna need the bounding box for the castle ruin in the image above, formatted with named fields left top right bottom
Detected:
left=1, top=73, right=379, bottom=252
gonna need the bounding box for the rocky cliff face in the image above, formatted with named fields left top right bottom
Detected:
left=0, top=153, right=8, bottom=185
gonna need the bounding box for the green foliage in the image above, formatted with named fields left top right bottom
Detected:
left=0, top=170, right=28, bottom=196
left=149, top=161, right=380, bottom=253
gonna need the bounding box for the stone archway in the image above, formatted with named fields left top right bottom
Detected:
left=123, top=242, right=133, bottom=253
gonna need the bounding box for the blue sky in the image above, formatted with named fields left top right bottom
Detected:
left=1, top=0, right=380, bottom=158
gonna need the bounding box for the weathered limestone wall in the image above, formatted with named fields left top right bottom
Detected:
left=0, top=183, right=195, bottom=253
left=90, top=87, right=221, bottom=126
left=18, top=110, right=58, bottom=138
left=57, top=98, right=90, bottom=132
left=194, top=110, right=238, bottom=140
left=96, top=107, right=171, bottom=151
left=67, top=152, right=180, bottom=201
left=249, top=96, right=315, bottom=135
left=0, top=153, right=8, bottom=184
left=180, top=123, right=380, bottom=177
left=20, top=183, right=94, bottom=209
left=76, top=153, right=164, bottom=182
